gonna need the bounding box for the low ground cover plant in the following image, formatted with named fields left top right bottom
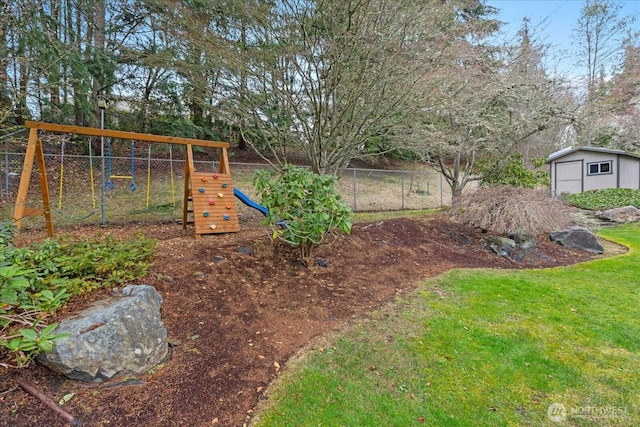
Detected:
left=566, top=188, right=640, bottom=210
left=0, top=224, right=155, bottom=367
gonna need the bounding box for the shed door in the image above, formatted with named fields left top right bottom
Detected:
left=555, top=161, right=582, bottom=194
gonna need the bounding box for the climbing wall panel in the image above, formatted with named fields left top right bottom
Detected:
left=189, top=172, right=240, bottom=235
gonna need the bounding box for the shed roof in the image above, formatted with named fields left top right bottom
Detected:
left=547, top=146, right=640, bottom=163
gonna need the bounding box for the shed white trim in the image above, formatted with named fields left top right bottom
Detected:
left=548, top=146, right=640, bottom=162
left=547, top=146, right=640, bottom=195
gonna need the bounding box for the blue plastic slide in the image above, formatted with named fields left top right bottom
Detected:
left=233, top=188, right=269, bottom=216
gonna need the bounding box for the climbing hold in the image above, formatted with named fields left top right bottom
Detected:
left=201, top=176, right=208, bottom=182
left=209, top=224, right=217, bottom=230
left=208, top=200, right=216, bottom=205
left=213, top=173, right=219, bottom=179
left=221, top=182, right=228, bottom=188
left=223, top=215, right=230, bottom=220
left=199, top=187, right=205, bottom=193
left=203, top=211, right=209, bottom=217
left=218, top=192, right=224, bottom=198
left=225, top=204, right=231, bottom=209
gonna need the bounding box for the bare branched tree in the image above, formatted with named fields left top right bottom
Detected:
left=177, top=0, right=462, bottom=175
left=568, top=0, right=639, bottom=149
left=0, top=0, right=16, bottom=127
left=410, top=17, right=576, bottom=197
left=572, top=0, right=635, bottom=102
left=582, top=43, right=640, bottom=151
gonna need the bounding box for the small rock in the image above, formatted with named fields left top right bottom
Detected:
left=511, top=234, right=537, bottom=250
left=485, top=236, right=516, bottom=257
left=316, top=258, right=328, bottom=267
left=448, top=230, right=470, bottom=245
left=513, top=251, right=526, bottom=262
left=550, top=226, right=604, bottom=254
left=236, top=247, right=254, bottom=255
left=598, top=206, right=640, bottom=224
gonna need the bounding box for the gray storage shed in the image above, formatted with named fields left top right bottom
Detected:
left=548, top=146, right=640, bottom=195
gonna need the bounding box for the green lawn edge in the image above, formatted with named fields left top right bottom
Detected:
left=250, top=224, right=640, bottom=427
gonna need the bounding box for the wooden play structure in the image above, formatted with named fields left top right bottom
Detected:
left=12, top=121, right=241, bottom=238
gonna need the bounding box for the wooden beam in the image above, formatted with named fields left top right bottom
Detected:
left=183, top=144, right=195, bottom=230
left=219, top=145, right=231, bottom=175
left=25, top=121, right=229, bottom=149
left=21, top=207, right=44, bottom=216
left=12, top=128, right=39, bottom=229
left=35, top=137, right=54, bottom=236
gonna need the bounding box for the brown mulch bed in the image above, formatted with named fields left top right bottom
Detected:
left=0, top=213, right=601, bottom=427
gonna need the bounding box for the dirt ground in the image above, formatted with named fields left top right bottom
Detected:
left=1, top=212, right=601, bottom=427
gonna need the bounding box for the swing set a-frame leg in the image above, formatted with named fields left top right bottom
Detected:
left=182, top=143, right=194, bottom=231
left=12, top=128, right=54, bottom=236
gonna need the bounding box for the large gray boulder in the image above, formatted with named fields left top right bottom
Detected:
left=549, top=226, right=604, bottom=254
left=598, top=206, right=640, bottom=224
left=38, top=285, right=168, bottom=382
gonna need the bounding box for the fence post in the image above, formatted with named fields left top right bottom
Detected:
left=3, top=136, right=8, bottom=197
left=352, top=169, right=357, bottom=211
left=440, top=172, right=444, bottom=207
left=401, top=171, right=405, bottom=210
left=99, top=107, right=107, bottom=226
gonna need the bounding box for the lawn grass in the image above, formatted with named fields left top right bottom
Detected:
left=251, top=224, right=640, bottom=426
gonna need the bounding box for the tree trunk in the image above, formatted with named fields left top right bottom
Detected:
left=16, top=62, right=28, bottom=125
left=91, top=0, right=106, bottom=129
left=48, top=0, right=60, bottom=109
left=0, top=3, right=10, bottom=118
left=75, top=0, right=89, bottom=126
left=237, top=130, right=247, bottom=150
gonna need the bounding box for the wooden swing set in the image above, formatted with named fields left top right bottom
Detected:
left=12, top=121, right=241, bottom=238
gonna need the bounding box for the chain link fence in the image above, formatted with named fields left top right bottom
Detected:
left=0, top=132, right=448, bottom=232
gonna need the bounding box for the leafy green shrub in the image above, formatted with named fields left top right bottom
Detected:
left=254, top=164, right=352, bottom=263
left=0, top=224, right=156, bottom=368
left=566, top=188, right=640, bottom=210
left=450, top=186, right=575, bottom=236
left=481, top=154, right=549, bottom=188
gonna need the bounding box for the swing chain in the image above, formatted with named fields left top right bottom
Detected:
left=55, top=134, right=98, bottom=220
left=129, top=140, right=137, bottom=192
left=104, top=138, right=137, bottom=191
left=104, top=137, right=115, bottom=190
